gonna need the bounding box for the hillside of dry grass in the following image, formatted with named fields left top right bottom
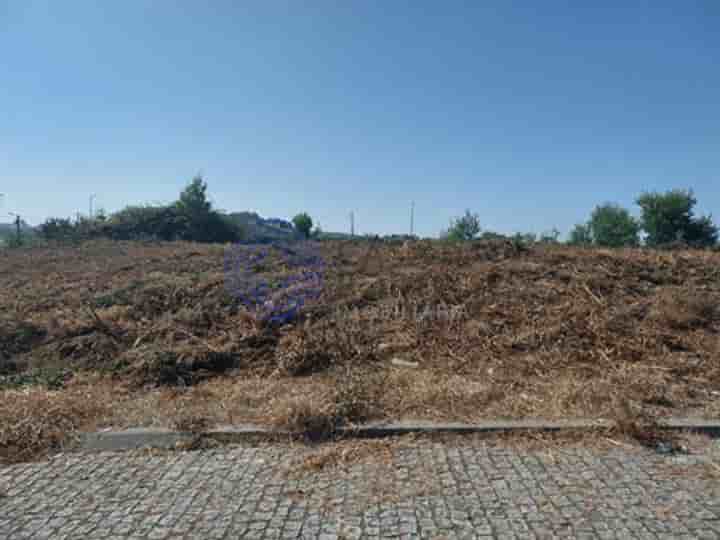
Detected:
left=1, top=239, right=719, bottom=460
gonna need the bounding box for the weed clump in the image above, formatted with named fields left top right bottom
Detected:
left=267, top=369, right=382, bottom=440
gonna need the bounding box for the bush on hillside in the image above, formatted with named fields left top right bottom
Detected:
left=39, top=176, right=243, bottom=244
left=442, top=210, right=481, bottom=242
left=588, top=203, right=640, bottom=248
left=637, top=189, right=718, bottom=248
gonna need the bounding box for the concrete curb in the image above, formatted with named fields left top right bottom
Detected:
left=77, top=418, right=720, bottom=452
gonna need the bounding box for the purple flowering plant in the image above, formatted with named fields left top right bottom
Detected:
left=224, top=241, right=327, bottom=326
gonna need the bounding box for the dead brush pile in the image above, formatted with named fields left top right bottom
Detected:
left=0, top=241, right=258, bottom=383
left=308, top=240, right=720, bottom=423
left=1, top=238, right=720, bottom=456
left=370, top=242, right=720, bottom=421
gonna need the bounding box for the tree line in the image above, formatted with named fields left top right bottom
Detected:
left=444, top=189, right=718, bottom=249
left=26, top=182, right=720, bottom=250
left=569, top=189, right=717, bottom=248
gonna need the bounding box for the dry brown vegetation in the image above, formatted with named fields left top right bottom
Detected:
left=1, top=239, right=720, bottom=460
left=0, top=376, right=114, bottom=462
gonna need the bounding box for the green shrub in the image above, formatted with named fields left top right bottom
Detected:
left=40, top=176, right=243, bottom=244
left=637, top=189, right=718, bottom=248
left=442, top=210, right=481, bottom=242
left=292, top=213, right=314, bottom=239
left=588, top=203, right=640, bottom=247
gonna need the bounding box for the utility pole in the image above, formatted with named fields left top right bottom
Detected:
left=89, top=194, right=96, bottom=219
left=350, top=211, right=355, bottom=237
left=8, top=212, right=21, bottom=244
left=410, top=201, right=415, bottom=237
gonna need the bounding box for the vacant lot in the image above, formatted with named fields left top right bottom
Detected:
left=1, top=239, right=719, bottom=460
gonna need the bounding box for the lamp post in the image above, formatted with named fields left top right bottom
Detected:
left=410, top=201, right=414, bottom=237
left=8, top=212, right=21, bottom=244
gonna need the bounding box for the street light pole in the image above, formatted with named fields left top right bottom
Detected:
left=8, top=212, right=21, bottom=244
left=410, top=201, right=415, bottom=237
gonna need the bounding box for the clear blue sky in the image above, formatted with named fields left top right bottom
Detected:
left=2, top=1, right=718, bottom=237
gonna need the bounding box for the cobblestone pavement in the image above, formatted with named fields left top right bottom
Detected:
left=2, top=438, right=720, bottom=539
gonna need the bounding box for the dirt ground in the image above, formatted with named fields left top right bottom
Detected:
left=1, top=239, right=719, bottom=460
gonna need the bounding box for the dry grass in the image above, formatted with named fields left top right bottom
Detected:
left=0, top=377, right=114, bottom=463
left=292, top=439, right=396, bottom=473
left=265, top=368, right=381, bottom=439
left=2, top=239, right=720, bottom=461
left=267, top=390, right=343, bottom=439
left=653, top=288, right=719, bottom=330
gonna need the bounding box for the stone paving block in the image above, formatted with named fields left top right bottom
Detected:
left=2, top=441, right=720, bottom=538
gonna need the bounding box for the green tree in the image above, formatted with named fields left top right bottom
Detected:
left=104, top=205, right=189, bottom=241
left=636, top=189, right=718, bottom=248
left=568, top=223, right=593, bottom=246
left=685, top=215, right=719, bottom=247
left=176, top=175, right=212, bottom=219
left=588, top=203, right=640, bottom=247
left=172, top=176, right=241, bottom=242
left=443, top=210, right=481, bottom=241
left=292, top=212, right=313, bottom=239
left=174, top=175, right=212, bottom=241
